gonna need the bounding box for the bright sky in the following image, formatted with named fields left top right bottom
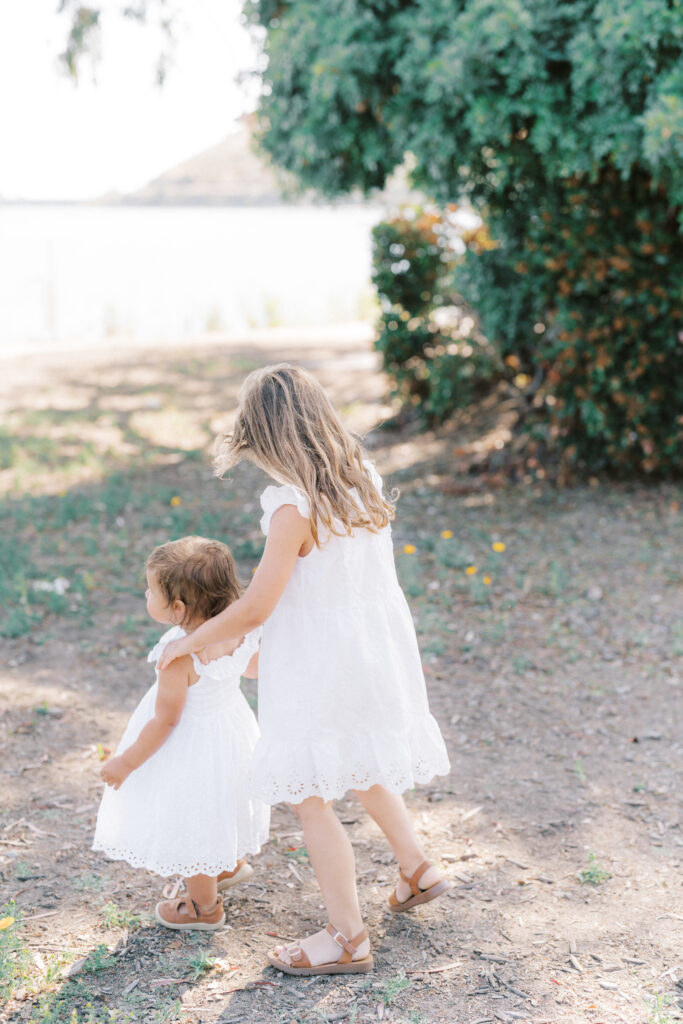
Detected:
left=0, top=0, right=260, bottom=201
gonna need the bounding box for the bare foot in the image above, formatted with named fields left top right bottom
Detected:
left=273, top=927, right=370, bottom=967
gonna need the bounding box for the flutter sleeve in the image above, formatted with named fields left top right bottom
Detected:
left=259, top=484, right=310, bottom=536
left=190, top=627, right=262, bottom=681
left=228, top=626, right=262, bottom=677
left=147, top=626, right=185, bottom=666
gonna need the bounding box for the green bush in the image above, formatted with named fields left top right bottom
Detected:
left=247, top=0, right=683, bottom=475
left=528, top=168, right=683, bottom=475
left=372, top=208, right=503, bottom=421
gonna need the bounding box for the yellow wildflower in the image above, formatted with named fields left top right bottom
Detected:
left=492, top=541, right=506, bottom=553
left=170, top=496, right=181, bottom=507
left=483, top=576, right=492, bottom=585
left=440, top=530, right=453, bottom=539
left=403, top=544, right=416, bottom=555
left=0, top=917, right=14, bottom=930
left=465, top=565, right=477, bottom=576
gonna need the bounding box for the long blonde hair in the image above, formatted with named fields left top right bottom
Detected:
left=214, top=364, right=395, bottom=545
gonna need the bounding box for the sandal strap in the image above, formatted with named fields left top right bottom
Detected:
left=402, top=859, right=432, bottom=895
left=178, top=898, right=198, bottom=920
left=288, top=942, right=312, bottom=969
left=326, top=924, right=368, bottom=964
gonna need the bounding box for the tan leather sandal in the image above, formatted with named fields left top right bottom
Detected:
left=389, top=859, right=451, bottom=912
left=155, top=896, right=225, bottom=931
left=267, top=923, right=374, bottom=976
left=217, top=859, right=253, bottom=892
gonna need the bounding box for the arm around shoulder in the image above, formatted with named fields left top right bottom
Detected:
left=157, top=504, right=310, bottom=669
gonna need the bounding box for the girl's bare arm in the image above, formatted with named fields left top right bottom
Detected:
left=100, top=656, right=190, bottom=789
left=242, top=650, right=259, bottom=679
left=157, top=506, right=309, bottom=670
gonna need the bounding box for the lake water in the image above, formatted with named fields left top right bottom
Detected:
left=0, top=204, right=385, bottom=349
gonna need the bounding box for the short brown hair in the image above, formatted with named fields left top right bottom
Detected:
left=146, top=536, right=241, bottom=626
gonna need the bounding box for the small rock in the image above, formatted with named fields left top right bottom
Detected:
left=586, top=585, right=603, bottom=601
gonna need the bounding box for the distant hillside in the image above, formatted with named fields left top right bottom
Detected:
left=114, top=121, right=286, bottom=205
left=102, top=119, right=415, bottom=207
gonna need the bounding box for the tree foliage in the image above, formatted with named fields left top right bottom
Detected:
left=57, top=1, right=174, bottom=83
left=251, top=0, right=683, bottom=474
left=249, top=0, right=683, bottom=215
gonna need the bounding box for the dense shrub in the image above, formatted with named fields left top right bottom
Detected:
left=372, top=208, right=502, bottom=422
left=248, top=0, right=683, bottom=474
left=528, top=169, right=683, bottom=474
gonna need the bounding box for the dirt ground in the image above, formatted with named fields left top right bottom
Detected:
left=0, top=328, right=682, bottom=1024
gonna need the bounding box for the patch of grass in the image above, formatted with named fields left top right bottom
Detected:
left=100, top=901, right=144, bottom=929
left=232, top=536, right=265, bottom=561
left=670, top=622, right=683, bottom=657
left=577, top=852, right=611, bottom=885
left=481, top=620, right=507, bottom=644
left=0, top=904, right=30, bottom=1001
left=538, top=559, right=570, bottom=598
left=81, top=944, right=115, bottom=974
left=574, top=757, right=587, bottom=784
left=512, top=654, right=532, bottom=675
left=28, top=991, right=186, bottom=1024
left=645, top=993, right=678, bottom=1024
left=283, top=846, right=310, bottom=863
left=186, top=951, right=218, bottom=980
left=396, top=550, right=425, bottom=598
left=376, top=970, right=411, bottom=1006
left=72, top=874, right=106, bottom=893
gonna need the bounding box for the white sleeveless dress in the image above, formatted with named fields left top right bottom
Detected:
left=93, top=626, right=270, bottom=877
left=248, top=465, right=450, bottom=805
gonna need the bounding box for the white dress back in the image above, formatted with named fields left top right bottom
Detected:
left=248, top=465, right=450, bottom=805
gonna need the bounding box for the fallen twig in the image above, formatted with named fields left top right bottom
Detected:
left=406, top=961, right=461, bottom=975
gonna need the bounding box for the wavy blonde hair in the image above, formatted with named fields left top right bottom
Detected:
left=214, top=364, right=395, bottom=545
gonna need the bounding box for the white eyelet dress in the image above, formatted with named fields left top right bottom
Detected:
left=93, top=626, right=270, bottom=877
left=248, top=464, right=451, bottom=805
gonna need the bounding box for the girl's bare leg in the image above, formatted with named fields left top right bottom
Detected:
left=353, top=784, right=443, bottom=901
left=186, top=872, right=219, bottom=910
left=274, top=796, right=369, bottom=966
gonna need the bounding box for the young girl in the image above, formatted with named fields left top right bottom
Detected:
left=93, top=536, right=270, bottom=930
left=159, top=365, right=451, bottom=972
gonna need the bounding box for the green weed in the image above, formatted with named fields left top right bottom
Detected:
left=512, top=654, right=532, bottom=675
left=72, top=874, right=105, bottom=893
left=377, top=970, right=411, bottom=1006
left=186, top=951, right=217, bottom=980
left=541, top=560, right=569, bottom=597
left=284, top=846, right=310, bottom=863
left=100, top=901, right=144, bottom=929
left=82, top=944, right=115, bottom=973
left=645, top=993, right=677, bottom=1024
left=0, top=904, right=30, bottom=1001
left=670, top=622, right=683, bottom=657
left=577, top=852, right=611, bottom=885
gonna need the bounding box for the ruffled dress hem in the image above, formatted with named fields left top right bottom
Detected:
left=248, top=715, right=450, bottom=806
left=90, top=838, right=268, bottom=878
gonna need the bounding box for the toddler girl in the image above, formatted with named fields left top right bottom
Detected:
left=159, top=366, right=451, bottom=971
left=93, top=536, right=270, bottom=930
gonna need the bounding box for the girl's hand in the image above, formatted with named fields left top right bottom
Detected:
left=100, top=755, right=132, bottom=790
left=157, top=636, right=191, bottom=671
left=198, top=639, right=242, bottom=665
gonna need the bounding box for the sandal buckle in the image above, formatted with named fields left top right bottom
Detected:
left=328, top=928, right=345, bottom=948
